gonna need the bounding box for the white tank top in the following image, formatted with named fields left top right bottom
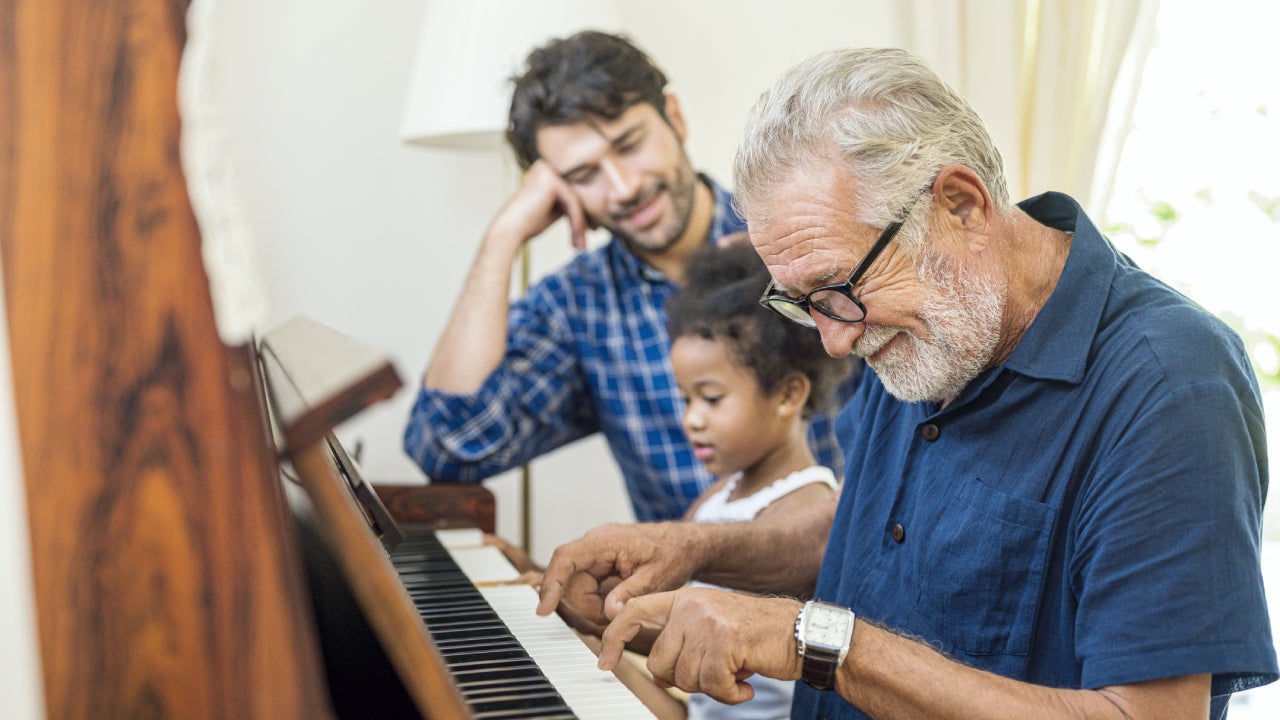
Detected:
left=685, top=465, right=838, bottom=720
left=691, top=465, right=838, bottom=524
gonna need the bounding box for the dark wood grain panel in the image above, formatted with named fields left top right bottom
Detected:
left=374, top=483, right=497, bottom=534
left=0, top=1, right=334, bottom=717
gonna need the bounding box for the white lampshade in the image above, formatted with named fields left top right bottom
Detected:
left=401, top=0, right=623, bottom=149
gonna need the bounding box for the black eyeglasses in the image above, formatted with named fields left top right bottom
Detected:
left=758, top=191, right=925, bottom=328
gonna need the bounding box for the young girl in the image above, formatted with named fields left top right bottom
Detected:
left=667, top=242, right=854, bottom=720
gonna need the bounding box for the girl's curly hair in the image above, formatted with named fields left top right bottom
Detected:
left=667, top=243, right=854, bottom=418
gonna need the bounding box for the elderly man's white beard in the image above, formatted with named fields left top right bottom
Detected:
left=854, top=248, right=1006, bottom=403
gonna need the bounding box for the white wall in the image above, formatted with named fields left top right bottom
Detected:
left=208, top=0, right=903, bottom=563
left=0, top=259, right=46, bottom=719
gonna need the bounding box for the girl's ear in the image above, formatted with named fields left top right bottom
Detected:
left=777, top=372, right=812, bottom=416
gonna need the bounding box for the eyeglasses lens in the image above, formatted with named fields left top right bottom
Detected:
left=765, top=298, right=817, bottom=327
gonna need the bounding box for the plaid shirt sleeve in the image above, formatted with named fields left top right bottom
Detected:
left=403, top=273, right=598, bottom=482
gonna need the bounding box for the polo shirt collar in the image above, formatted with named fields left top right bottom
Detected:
left=1001, top=191, right=1114, bottom=385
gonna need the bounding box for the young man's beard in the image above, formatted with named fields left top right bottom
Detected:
left=599, top=157, right=699, bottom=256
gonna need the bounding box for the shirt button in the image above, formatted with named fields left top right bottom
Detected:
left=920, top=423, right=940, bottom=441
left=891, top=523, right=905, bottom=543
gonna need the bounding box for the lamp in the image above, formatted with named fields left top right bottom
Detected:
left=400, top=0, right=622, bottom=552
left=402, top=0, right=623, bottom=149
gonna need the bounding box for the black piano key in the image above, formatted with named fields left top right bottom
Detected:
left=427, top=622, right=510, bottom=639
left=468, top=691, right=572, bottom=715
left=468, top=678, right=562, bottom=690
left=447, top=659, right=543, bottom=675
left=434, top=636, right=529, bottom=651
left=388, top=530, right=580, bottom=718
left=455, top=675, right=556, bottom=692
left=473, top=710, right=576, bottom=720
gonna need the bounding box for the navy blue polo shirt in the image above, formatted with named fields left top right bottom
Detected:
left=795, top=192, right=1276, bottom=720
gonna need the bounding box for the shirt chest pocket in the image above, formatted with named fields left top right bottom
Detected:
left=916, top=477, right=1056, bottom=657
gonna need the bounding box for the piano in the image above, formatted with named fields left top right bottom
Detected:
left=258, top=317, right=668, bottom=720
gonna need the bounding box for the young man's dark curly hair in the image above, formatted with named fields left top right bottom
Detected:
left=506, top=30, right=671, bottom=170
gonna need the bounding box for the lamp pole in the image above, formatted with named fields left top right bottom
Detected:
left=400, top=0, right=622, bottom=557
left=518, top=244, right=532, bottom=552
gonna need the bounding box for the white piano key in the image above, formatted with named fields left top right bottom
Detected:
left=447, top=545, right=522, bottom=585
left=479, top=584, right=656, bottom=719
left=420, top=529, right=659, bottom=718
left=436, top=527, right=486, bottom=549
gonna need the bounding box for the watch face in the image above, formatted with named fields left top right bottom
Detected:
left=806, top=605, right=851, bottom=648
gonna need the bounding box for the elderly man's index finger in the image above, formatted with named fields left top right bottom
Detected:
left=536, top=542, right=605, bottom=616
left=597, top=591, right=675, bottom=671
left=535, top=561, right=575, bottom=616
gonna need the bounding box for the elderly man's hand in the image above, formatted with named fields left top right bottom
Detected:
left=598, top=588, right=804, bottom=705
left=535, top=522, right=704, bottom=627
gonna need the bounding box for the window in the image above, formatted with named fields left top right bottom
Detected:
left=1101, top=2, right=1279, bottom=714
left=1103, top=0, right=1279, bottom=533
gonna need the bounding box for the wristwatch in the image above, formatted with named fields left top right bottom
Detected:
left=794, top=600, right=855, bottom=691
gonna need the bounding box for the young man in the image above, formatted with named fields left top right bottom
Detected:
left=537, top=47, right=1276, bottom=719
left=403, top=31, right=852, bottom=522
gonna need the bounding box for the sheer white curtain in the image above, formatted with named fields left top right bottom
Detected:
left=901, top=0, right=1159, bottom=213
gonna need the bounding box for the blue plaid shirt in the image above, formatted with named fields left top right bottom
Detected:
left=404, top=177, right=851, bottom=521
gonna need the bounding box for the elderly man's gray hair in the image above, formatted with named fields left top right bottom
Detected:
left=733, top=47, right=1011, bottom=247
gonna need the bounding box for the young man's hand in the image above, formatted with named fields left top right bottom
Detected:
left=484, top=160, right=589, bottom=255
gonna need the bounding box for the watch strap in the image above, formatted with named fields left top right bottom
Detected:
left=801, top=642, right=842, bottom=690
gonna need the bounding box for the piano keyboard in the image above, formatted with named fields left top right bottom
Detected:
left=390, top=528, right=656, bottom=719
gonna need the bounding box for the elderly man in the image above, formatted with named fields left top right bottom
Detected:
left=404, top=31, right=853, bottom=522
left=536, top=48, right=1276, bottom=719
